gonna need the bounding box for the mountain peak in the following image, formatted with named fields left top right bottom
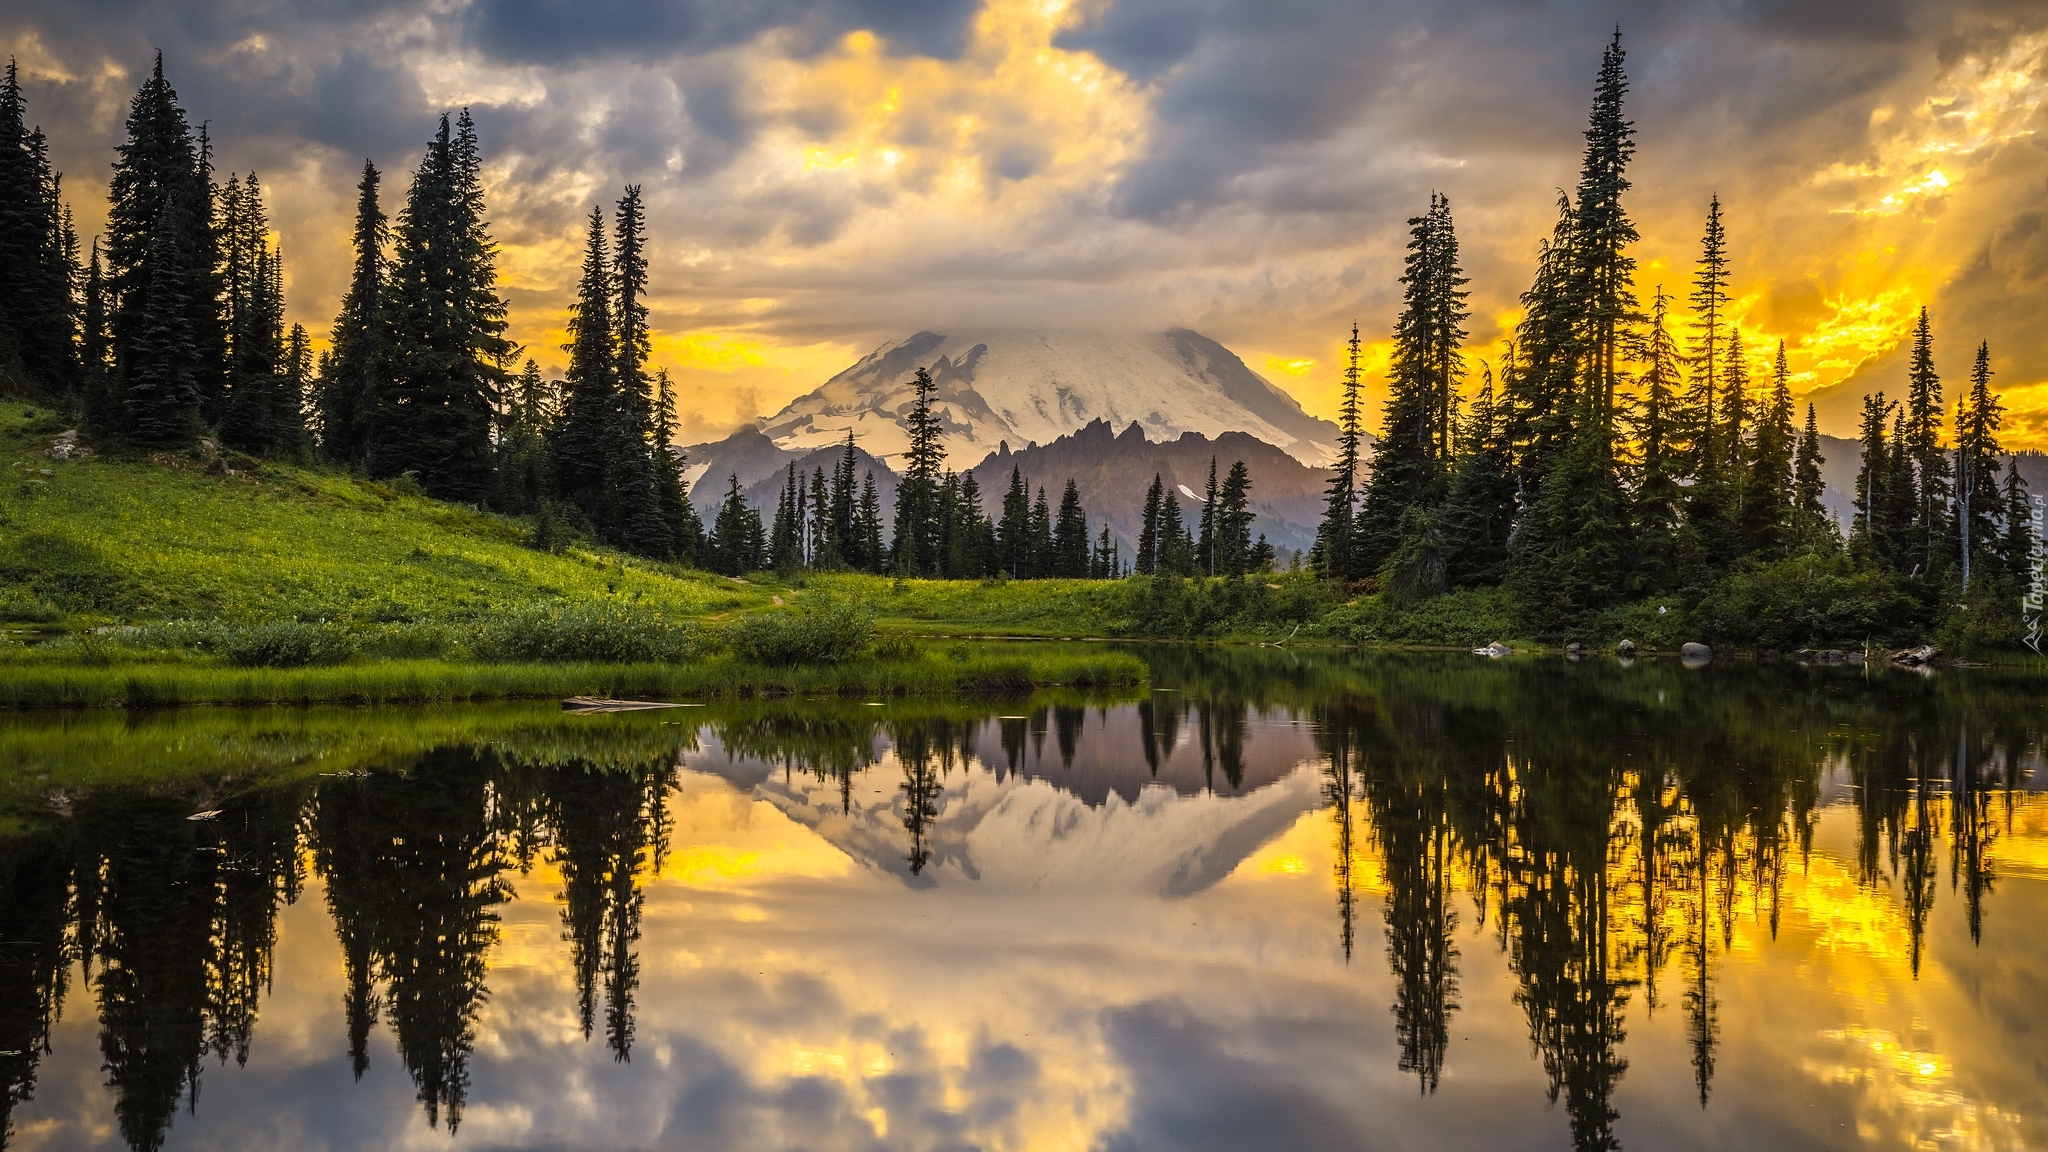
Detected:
left=758, top=328, right=1340, bottom=468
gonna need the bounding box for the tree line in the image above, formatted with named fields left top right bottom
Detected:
left=1310, top=31, right=2036, bottom=637
left=0, top=56, right=1215, bottom=584
left=709, top=367, right=1154, bottom=579
left=0, top=56, right=699, bottom=558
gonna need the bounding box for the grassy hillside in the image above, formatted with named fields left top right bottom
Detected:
left=1, top=401, right=775, bottom=627
left=0, top=402, right=1154, bottom=704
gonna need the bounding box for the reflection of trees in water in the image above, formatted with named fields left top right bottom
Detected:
left=68, top=780, right=306, bottom=1152
left=714, top=714, right=880, bottom=814
left=547, top=759, right=675, bottom=1062
left=0, top=829, right=73, bottom=1150
left=1311, top=658, right=2039, bottom=1150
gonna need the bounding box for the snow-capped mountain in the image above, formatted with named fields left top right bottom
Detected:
left=757, top=328, right=1343, bottom=468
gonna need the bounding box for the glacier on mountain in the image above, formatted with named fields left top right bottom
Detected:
left=756, top=328, right=1342, bottom=468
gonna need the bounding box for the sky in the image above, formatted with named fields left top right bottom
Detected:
left=6, top=0, right=2048, bottom=446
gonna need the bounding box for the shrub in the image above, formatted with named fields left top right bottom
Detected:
left=1316, top=586, right=1518, bottom=647
left=1690, top=554, right=1930, bottom=649
left=1594, top=598, right=1689, bottom=651
left=472, top=600, right=700, bottom=664
left=726, top=599, right=875, bottom=665
left=216, top=620, right=359, bottom=668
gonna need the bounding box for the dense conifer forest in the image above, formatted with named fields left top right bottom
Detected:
left=0, top=38, right=2039, bottom=648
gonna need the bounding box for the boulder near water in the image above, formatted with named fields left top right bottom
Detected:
left=1680, top=642, right=1712, bottom=665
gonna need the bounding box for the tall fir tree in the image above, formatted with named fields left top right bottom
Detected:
left=1052, top=479, right=1089, bottom=578
left=378, top=111, right=509, bottom=500
left=891, top=366, right=946, bottom=576
left=105, top=54, right=217, bottom=447
left=1216, top=460, right=1255, bottom=578
left=999, top=465, right=1032, bottom=577
left=854, top=472, right=886, bottom=572
left=1313, top=322, right=1365, bottom=578
left=218, top=174, right=303, bottom=456
left=1736, top=341, right=1795, bottom=559
left=1997, top=456, right=2033, bottom=587
left=1791, top=403, right=1833, bottom=552
left=1137, top=474, right=1164, bottom=576
left=1902, top=307, right=1950, bottom=575
left=318, top=160, right=386, bottom=466
left=607, top=184, right=670, bottom=556
left=1628, top=288, right=1685, bottom=589
left=1686, top=195, right=1730, bottom=473
left=652, top=370, right=701, bottom=562
left=1196, top=457, right=1219, bottom=576
left=1503, top=193, right=1580, bottom=493
left=1356, top=195, right=1469, bottom=573
left=1439, top=363, right=1517, bottom=588
left=0, top=59, right=77, bottom=403
left=707, top=473, right=764, bottom=575
left=1571, top=29, right=1640, bottom=426
left=1955, top=342, right=2005, bottom=592
left=1850, top=393, right=1897, bottom=567
left=553, top=206, right=618, bottom=521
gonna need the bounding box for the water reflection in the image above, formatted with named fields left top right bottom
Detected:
left=0, top=652, right=2043, bottom=1150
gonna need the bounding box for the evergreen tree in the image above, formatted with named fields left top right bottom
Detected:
left=1508, top=393, right=1628, bottom=632
left=998, top=466, right=1031, bottom=577
left=1736, top=341, right=1795, bottom=559
left=495, top=358, right=553, bottom=515
left=1850, top=393, right=1897, bottom=567
left=318, top=160, right=386, bottom=466
left=1439, top=364, right=1516, bottom=588
left=1137, top=474, right=1164, bottom=576
left=105, top=54, right=216, bottom=447
left=1955, top=342, right=2004, bottom=591
left=1792, top=403, right=1833, bottom=551
left=1091, top=524, right=1118, bottom=579
left=79, top=238, right=113, bottom=427
left=1998, top=459, right=2033, bottom=587
left=854, top=473, right=885, bottom=572
left=830, top=432, right=860, bottom=563
left=807, top=466, right=835, bottom=569
left=1196, top=457, right=1219, bottom=576
left=1572, top=29, right=1639, bottom=425
left=1902, top=307, right=1950, bottom=574
left=553, top=207, right=618, bottom=517
left=607, top=184, right=670, bottom=556
left=1313, top=323, right=1365, bottom=579
left=1628, top=288, right=1684, bottom=589
left=1686, top=195, right=1730, bottom=473
left=770, top=463, right=805, bottom=571
left=1053, top=479, right=1089, bottom=577
left=653, top=370, right=701, bottom=562
left=378, top=111, right=509, bottom=500
left=1029, top=485, right=1054, bottom=578
left=1158, top=486, right=1192, bottom=576
left=1357, top=195, right=1468, bottom=572
left=707, top=473, right=764, bottom=575
left=891, top=366, right=946, bottom=575
left=1503, top=194, right=1582, bottom=492
left=1216, top=460, right=1255, bottom=577
left=218, top=174, right=303, bottom=456
left=0, top=59, right=77, bottom=403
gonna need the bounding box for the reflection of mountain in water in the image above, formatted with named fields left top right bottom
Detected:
left=683, top=702, right=1325, bottom=893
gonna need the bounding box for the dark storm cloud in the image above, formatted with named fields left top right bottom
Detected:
left=465, top=0, right=979, bottom=64
left=1057, top=0, right=1966, bottom=221
left=6, top=0, right=2048, bottom=434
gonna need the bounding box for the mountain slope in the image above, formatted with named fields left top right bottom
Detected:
left=969, top=419, right=1335, bottom=556
left=757, top=328, right=1343, bottom=468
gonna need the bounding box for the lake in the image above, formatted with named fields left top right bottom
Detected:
left=1, top=648, right=2043, bottom=1151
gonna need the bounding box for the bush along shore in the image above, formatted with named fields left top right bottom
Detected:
left=0, top=601, right=1146, bottom=709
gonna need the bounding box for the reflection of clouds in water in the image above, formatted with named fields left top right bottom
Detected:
left=11, top=691, right=2048, bottom=1152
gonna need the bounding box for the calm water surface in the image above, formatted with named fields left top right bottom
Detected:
left=1, top=649, right=2044, bottom=1151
